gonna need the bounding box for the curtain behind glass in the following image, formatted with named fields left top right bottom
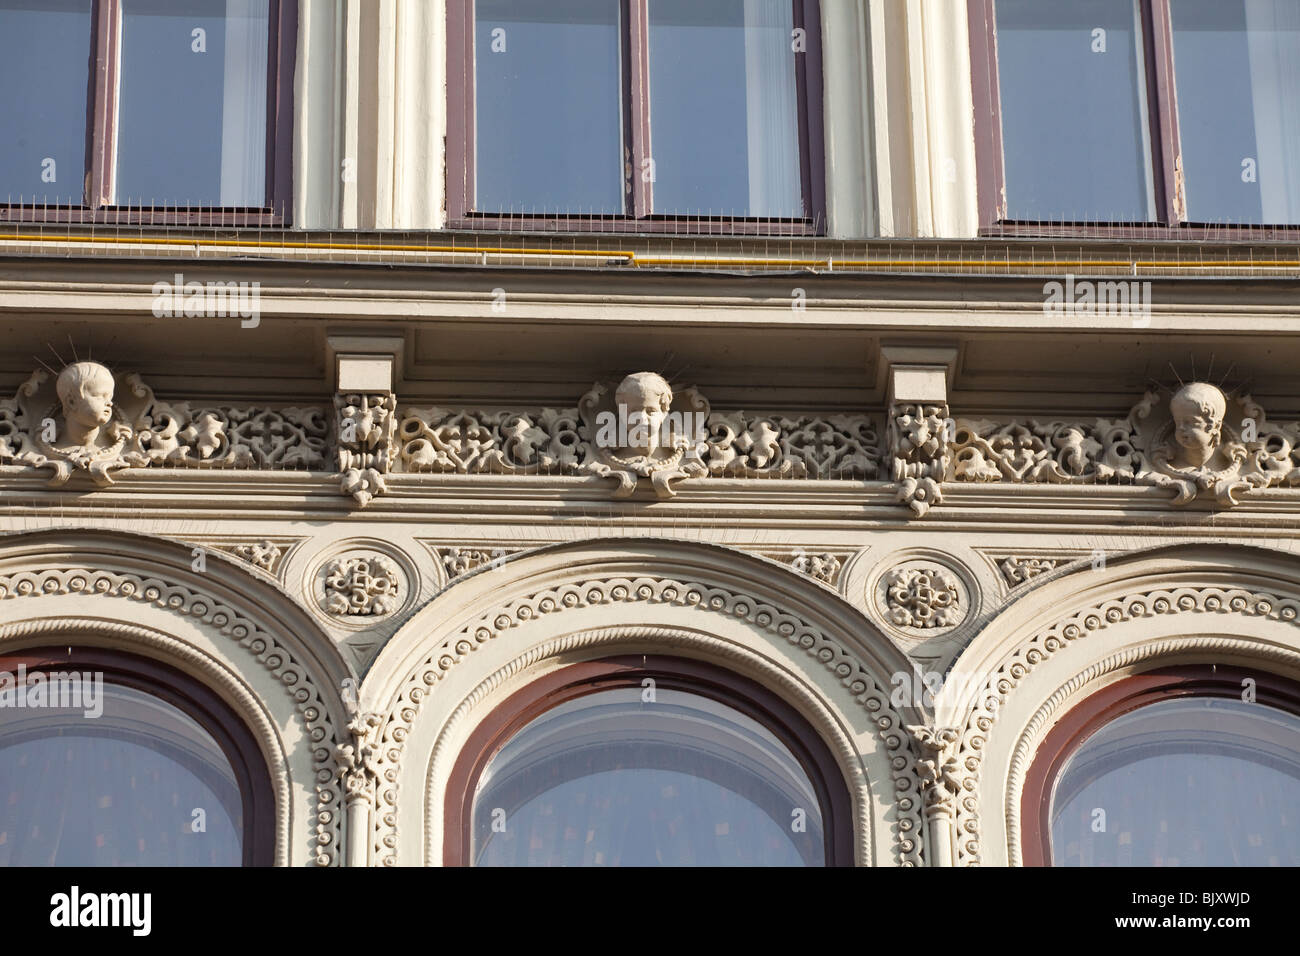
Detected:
left=1244, top=0, right=1300, bottom=223
left=743, top=0, right=800, bottom=217
left=220, top=0, right=269, bottom=206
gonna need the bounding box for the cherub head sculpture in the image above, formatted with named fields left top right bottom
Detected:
left=1169, top=381, right=1226, bottom=469
left=56, top=361, right=116, bottom=447
left=614, top=371, right=673, bottom=456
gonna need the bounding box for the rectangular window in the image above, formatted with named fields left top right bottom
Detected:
left=970, top=0, right=1300, bottom=232
left=0, top=0, right=293, bottom=224
left=449, top=0, right=824, bottom=234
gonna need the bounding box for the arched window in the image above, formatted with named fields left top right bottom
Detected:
left=1022, top=665, right=1300, bottom=866
left=0, top=648, right=274, bottom=866
left=446, top=656, right=853, bottom=866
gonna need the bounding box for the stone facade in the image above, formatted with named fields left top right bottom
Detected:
left=2, top=1, right=1297, bottom=868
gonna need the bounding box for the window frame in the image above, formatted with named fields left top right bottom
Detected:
left=444, top=654, right=854, bottom=866
left=446, top=0, right=825, bottom=235
left=0, top=0, right=295, bottom=227
left=1020, top=664, right=1300, bottom=867
left=0, top=646, right=276, bottom=866
left=968, top=0, right=1300, bottom=238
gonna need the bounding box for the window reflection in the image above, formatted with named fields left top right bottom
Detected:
left=0, top=0, right=92, bottom=202
left=472, top=687, right=824, bottom=866
left=0, top=682, right=242, bottom=866
left=1050, top=697, right=1300, bottom=866
left=116, top=0, right=269, bottom=206
left=1172, top=0, right=1300, bottom=225
left=474, top=0, right=624, bottom=215
left=995, top=0, right=1155, bottom=222
left=648, top=0, right=803, bottom=217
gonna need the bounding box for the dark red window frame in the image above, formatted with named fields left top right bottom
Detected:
left=0, top=646, right=276, bottom=866
left=1, top=0, right=295, bottom=227
left=968, top=0, right=1300, bottom=240
left=446, top=0, right=826, bottom=236
left=1020, top=664, right=1300, bottom=867
left=444, top=654, right=854, bottom=866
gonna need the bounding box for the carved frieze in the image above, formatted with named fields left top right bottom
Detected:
left=949, top=382, right=1300, bottom=507
left=0, top=363, right=327, bottom=486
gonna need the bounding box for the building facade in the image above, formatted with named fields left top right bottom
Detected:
left=1, top=0, right=1298, bottom=867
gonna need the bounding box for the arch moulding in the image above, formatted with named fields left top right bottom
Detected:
left=362, top=539, right=926, bottom=867
left=0, top=527, right=353, bottom=866
left=934, top=543, right=1300, bottom=866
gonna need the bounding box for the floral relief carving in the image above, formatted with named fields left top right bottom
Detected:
left=337, top=393, right=397, bottom=507
left=441, top=546, right=512, bottom=579
left=394, top=375, right=883, bottom=499
left=997, top=556, right=1061, bottom=587
left=787, top=551, right=843, bottom=585
left=883, top=566, right=962, bottom=629
left=323, top=555, right=403, bottom=617
left=374, top=575, right=924, bottom=867
left=889, top=403, right=949, bottom=516
left=229, top=540, right=284, bottom=573
left=910, top=725, right=963, bottom=813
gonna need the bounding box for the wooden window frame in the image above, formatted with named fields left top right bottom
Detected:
left=1020, top=664, right=1300, bottom=867
left=0, top=646, right=276, bottom=866
left=444, top=655, right=854, bottom=866
left=446, top=0, right=825, bottom=236
left=968, top=0, right=1300, bottom=240
left=0, top=0, right=295, bottom=227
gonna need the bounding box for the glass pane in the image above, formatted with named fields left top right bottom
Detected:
left=475, top=0, right=623, bottom=215
left=1172, top=0, right=1300, bottom=225
left=0, top=680, right=243, bottom=865
left=995, top=0, right=1155, bottom=221
left=1050, top=697, right=1300, bottom=866
left=649, top=0, right=803, bottom=217
left=472, top=687, right=824, bottom=866
left=0, top=0, right=92, bottom=204
left=116, top=0, right=269, bottom=207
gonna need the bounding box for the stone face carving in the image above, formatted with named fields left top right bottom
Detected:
left=337, top=393, right=396, bottom=506
left=949, top=383, right=1300, bottom=507
left=323, top=555, right=403, bottom=616
left=997, top=556, right=1061, bottom=587
left=397, top=375, right=882, bottom=499
left=882, top=565, right=962, bottom=628
left=579, top=373, right=708, bottom=498
left=890, top=402, right=949, bottom=516
left=0, top=364, right=327, bottom=485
